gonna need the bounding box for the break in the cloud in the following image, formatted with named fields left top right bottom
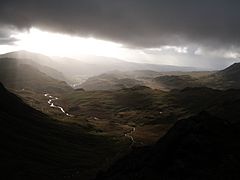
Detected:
left=0, top=0, right=240, bottom=69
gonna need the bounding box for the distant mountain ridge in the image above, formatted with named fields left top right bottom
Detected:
left=0, top=51, right=205, bottom=80
left=153, top=62, right=240, bottom=90
left=2, top=51, right=240, bottom=91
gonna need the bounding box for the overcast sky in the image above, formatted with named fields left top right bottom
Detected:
left=1, top=0, right=240, bottom=69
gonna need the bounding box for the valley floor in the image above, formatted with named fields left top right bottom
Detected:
left=5, top=83, right=240, bottom=179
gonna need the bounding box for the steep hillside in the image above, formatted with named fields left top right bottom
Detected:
left=217, top=62, right=240, bottom=79
left=0, top=83, right=127, bottom=180
left=0, top=58, right=71, bottom=93
left=97, top=112, right=240, bottom=180
left=201, top=62, right=240, bottom=89
left=1, top=51, right=66, bottom=81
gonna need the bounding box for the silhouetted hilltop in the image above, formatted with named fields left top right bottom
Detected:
left=214, top=62, right=240, bottom=81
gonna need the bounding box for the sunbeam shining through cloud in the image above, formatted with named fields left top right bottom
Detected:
left=12, top=28, right=130, bottom=59
left=0, top=26, right=238, bottom=69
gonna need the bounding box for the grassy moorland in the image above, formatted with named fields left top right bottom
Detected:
left=0, top=83, right=130, bottom=180
left=2, top=54, right=240, bottom=179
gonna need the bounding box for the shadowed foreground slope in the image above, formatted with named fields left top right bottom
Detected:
left=0, top=83, right=124, bottom=180
left=97, top=112, right=240, bottom=180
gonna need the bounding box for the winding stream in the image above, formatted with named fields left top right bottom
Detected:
left=44, top=93, right=72, bottom=117
left=125, top=127, right=136, bottom=146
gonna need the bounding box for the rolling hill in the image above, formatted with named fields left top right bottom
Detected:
left=76, top=70, right=214, bottom=91
left=154, top=75, right=201, bottom=90
left=152, top=62, right=240, bottom=90
left=77, top=72, right=145, bottom=91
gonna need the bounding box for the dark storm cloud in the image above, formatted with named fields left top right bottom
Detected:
left=0, top=26, right=18, bottom=45
left=1, top=0, right=240, bottom=48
